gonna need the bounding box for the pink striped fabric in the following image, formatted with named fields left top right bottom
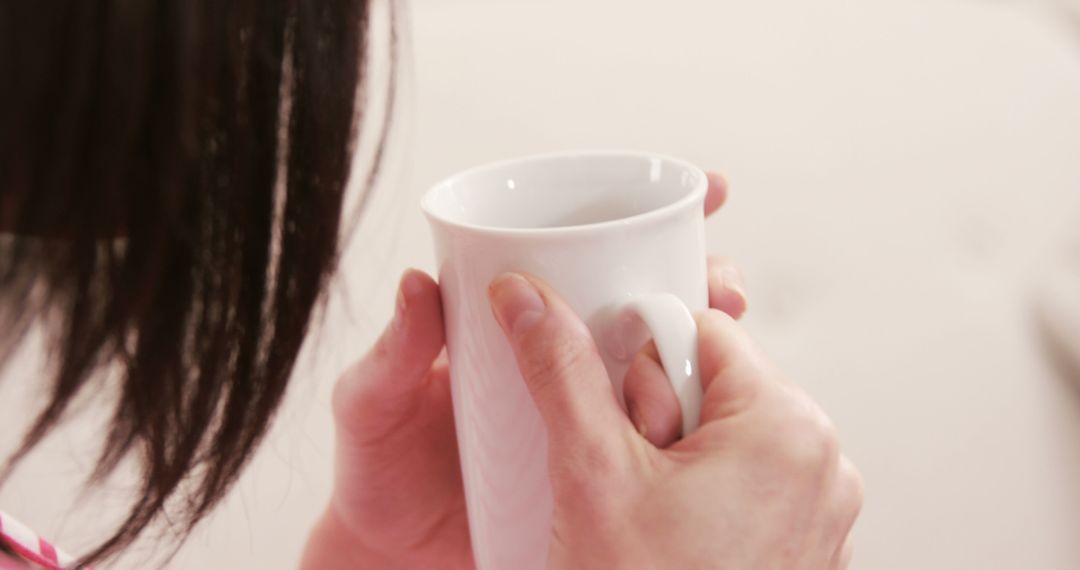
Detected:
left=0, top=511, right=86, bottom=570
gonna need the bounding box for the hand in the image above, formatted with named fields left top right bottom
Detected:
left=487, top=274, right=862, bottom=569
left=300, top=173, right=746, bottom=569
left=300, top=268, right=472, bottom=569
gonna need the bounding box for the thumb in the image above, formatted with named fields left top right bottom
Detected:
left=488, top=273, right=630, bottom=452
left=332, top=269, right=446, bottom=437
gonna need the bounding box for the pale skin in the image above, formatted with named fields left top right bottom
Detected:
left=301, top=174, right=862, bottom=569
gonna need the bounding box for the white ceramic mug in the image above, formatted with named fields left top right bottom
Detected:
left=423, top=150, right=708, bottom=570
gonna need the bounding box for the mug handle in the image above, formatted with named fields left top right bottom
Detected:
left=619, top=293, right=702, bottom=436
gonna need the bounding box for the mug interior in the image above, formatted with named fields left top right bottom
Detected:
left=423, top=152, right=705, bottom=231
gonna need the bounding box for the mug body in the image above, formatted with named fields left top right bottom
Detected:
left=423, top=150, right=707, bottom=570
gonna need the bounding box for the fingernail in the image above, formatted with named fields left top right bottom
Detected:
left=393, top=269, right=425, bottom=331
left=721, top=266, right=745, bottom=297
left=489, top=273, right=546, bottom=339
left=393, top=287, right=408, bottom=332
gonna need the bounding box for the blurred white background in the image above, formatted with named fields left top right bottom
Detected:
left=3, top=0, right=1080, bottom=568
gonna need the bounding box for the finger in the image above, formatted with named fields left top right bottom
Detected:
left=830, top=456, right=864, bottom=544
left=693, top=309, right=774, bottom=425
left=489, top=273, right=631, bottom=452
left=830, top=533, right=854, bottom=570
left=707, top=256, right=747, bottom=319
left=623, top=341, right=682, bottom=447
left=332, top=269, right=445, bottom=428
left=703, top=171, right=728, bottom=217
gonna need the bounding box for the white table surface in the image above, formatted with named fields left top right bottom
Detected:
left=3, top=0, right=1080, bottom=568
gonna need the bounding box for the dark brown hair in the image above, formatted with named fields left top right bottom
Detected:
left=0, top=1, right=389, bottom=565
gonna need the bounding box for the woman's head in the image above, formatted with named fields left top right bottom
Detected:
left=0, top=1, right=387, bottom=565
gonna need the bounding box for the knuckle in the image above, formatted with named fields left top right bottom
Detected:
left=329, top=362, right=372, bottom=426
left=813, top=412, right=841, bottom=460
left=329, top=338, right=394, bottom=425
left=775, top=395, right=840, bottom=472
left=695, top=307, right=739, bottom=332
left=519, top=325, right=595, bottom=394
left=777, top=432, right=833, bottom=474
left=329, top=373, right=360, bottom=427
left=839, top=458, right=866, bottom=518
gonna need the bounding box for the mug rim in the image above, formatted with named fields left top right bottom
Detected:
left=421, top=149, right=708, bottom=237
